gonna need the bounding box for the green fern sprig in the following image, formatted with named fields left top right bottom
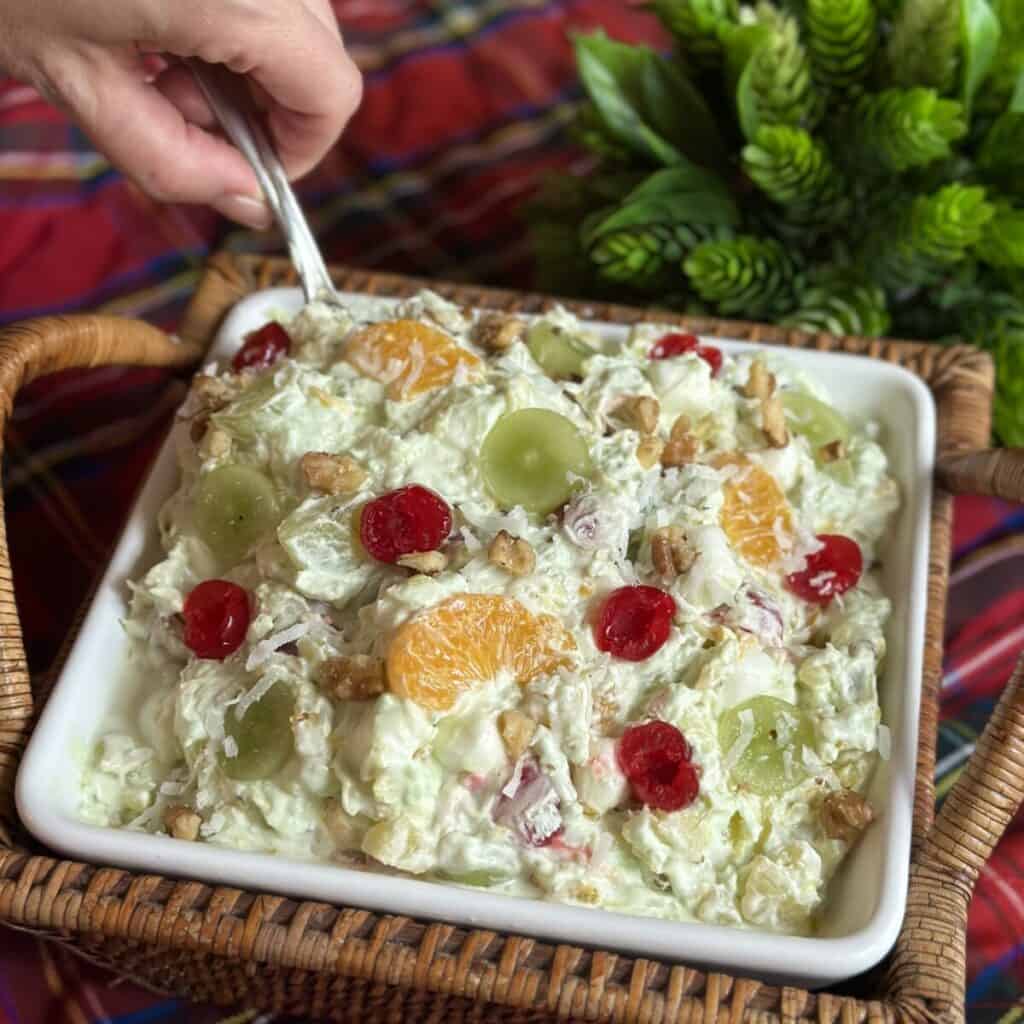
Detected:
left=805, top=0, right=878, bottom=90
left=840, top=89, right=967, bottom=173
left=864, top=184, right=995, bottom=289
left=884, top=0, right=961, bottom=92
left=684, top=236, right=801, bottom=316
left=742, top=125, right=848, bottom=225
left=653, top=0, right=738, bottom=68
left=974, top=199, right=1024, bottom=269
left=589, top=222, right=730, bottom=289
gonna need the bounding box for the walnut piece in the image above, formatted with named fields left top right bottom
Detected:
left=612, top=395, right=660, bottom=435
left=498, top=709, right=537, bottom=760
left=821, top=789, right=875, bottom=843
left=488, top=530, right=536, bottom=576
left=473, top=314, right=526, bottom=352
left=396, top=550, right=449, bottom=574
left=651, top=526, right=697, bottom=579
left=743, top=359, right=776, bottom=400
left=200, top=427, right=232, bottom=459
left=761, top=395, right=789, bottom=448
left=670, top=414, right=692, bottom=441
left=818, top=438, right=848, bottom=462
left=301, top=452, right=367, bottom=496
left=191, top=374, right=233, bottom=411
left=164, top=805, right=201, bottom=841
left=636, top=436, right=665, bottom=469
left=317, top=655, right=386, bottom=701
left=661, top=434, right=699, bottom=468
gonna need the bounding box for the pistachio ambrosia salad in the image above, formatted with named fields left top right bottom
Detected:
left=82, top=290, right=898, bottom=936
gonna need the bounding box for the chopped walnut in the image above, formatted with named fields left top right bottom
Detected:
left=650, top=526, right=697, bottom=579
left=488, top=530, right=536, bottom=576
left=761, top=395, right=789, bottom=448
left=499, top=709, right=537, bottom=760
left=191, top=374, right=233, bottom=412
left=473, top=314, right=526, bottom=352
left=396, top=549, right=449, bottom=574
left=821, top=789, right=875, bottom=843
left=670, top=414, right=692, bottom=442
left=301, top=452, right=367, bottom=496
left=164, top=805, right=201, bottom=841
left=636, top=436, right=665, bottom=469
left=200, top=427, right=232, bottom=459
left=612, top=395, right=660, bottom=435
left=743, top=359, right=776, bottom=400
left=661, top=434, right=699, bottom=468
left=317, top=655, right=386, bottom=701
left=819, top=439, right=848, bottom=462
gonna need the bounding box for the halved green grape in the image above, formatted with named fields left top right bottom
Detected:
left=781, top=392, right=855, bottom=486
left=442, top=869, right=506, bottom=888
left=718, top=696, right=815, bottom=797
left=480, top=409, right=593, bottom=515
left=221, top=682, right=295, bottom=781
left=526, top=322, right=594, bottom=379
left=196, top=464, right=279, bottom=566
left=781, top=392, right=850, bottom=450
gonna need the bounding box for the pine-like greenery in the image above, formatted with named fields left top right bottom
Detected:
left=527, top=0, right=1024, bottom=444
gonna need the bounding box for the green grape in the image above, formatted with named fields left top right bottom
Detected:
left=718, top=696, right=815, bottom=796
left=221, top=682, right=296, bottom=781
left=480, top=409, right=593, bottom=515
left=781, top=391, right=855, bottom=485
left=195, top=464, right=280, bottom=567
left=526, top=322, right=594, bottom=379
left=780, top=392, right=850, bottom=449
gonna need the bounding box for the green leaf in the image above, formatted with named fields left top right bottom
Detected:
left=684, top=235, right=801, bottom=316
left=805, top=0, right=879, bottom=90
left=583, top=166, right=739, bottom=243
left=975, top=199, right=1024, bottom=267
left=639, top=55, right=729, bottom=171
left=573, top=32, right=726, bottom=172
left=977, top=111, right=1024, bottom=193
left=742, top=126, right=848, bottom=226
left=839, top=88, right=967, bottom=173
left=653, top=0, right=739, bottom=68
left=960, top=0, right=1001, bottom=115
left=885, top=0, right=961, bottom=92
left=1011, top=69, right=1024, bottom=111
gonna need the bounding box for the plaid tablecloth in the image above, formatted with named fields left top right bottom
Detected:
left=1, top=3, right=1022, bottom=1021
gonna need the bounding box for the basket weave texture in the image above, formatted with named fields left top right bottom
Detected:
left=1, top=252, right=1023, bottom=1024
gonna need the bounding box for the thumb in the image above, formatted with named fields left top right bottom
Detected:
left=67, top=53, right=271, bottom=228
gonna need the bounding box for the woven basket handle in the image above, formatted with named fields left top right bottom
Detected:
left=0, top=315, right=201, bottom=837
left=888, top=447, right=1024, bottom=1013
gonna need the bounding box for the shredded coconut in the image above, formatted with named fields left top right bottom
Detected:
left=245, top=622, right=310, bottom=671
left=222, top=735, right=239, bottom=759
left=502, top=756, right=527, bottom=798
left=723, top=708, right=756, bottom=770
left=876, top=723, right=892, bottom=761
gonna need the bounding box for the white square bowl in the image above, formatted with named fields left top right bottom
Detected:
left=16, top=287, right=935, bottom=989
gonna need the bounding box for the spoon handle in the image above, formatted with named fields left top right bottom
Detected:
left=187, top=60, right=338, bottom=305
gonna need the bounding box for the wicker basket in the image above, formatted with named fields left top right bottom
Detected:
left=1, top=251, right=1023, bottom=1024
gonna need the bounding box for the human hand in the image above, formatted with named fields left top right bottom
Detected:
left=0, top=0, right=362, bottom=227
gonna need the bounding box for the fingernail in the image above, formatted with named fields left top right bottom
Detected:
left=216, top=193, right=272, bottom=230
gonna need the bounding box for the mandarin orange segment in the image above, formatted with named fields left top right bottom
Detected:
left=386, top=594, right=574, bottom=711
left=715, top=454, right=793, bottom=567
left=344, top=319, right=481, bottom=400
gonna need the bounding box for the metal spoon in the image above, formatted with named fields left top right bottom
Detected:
left=187, top=60, right=339, bottom=305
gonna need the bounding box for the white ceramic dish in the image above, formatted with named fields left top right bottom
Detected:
left=16, top=287, right=935, bottom=988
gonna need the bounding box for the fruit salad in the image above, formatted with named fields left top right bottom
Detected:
left=80, top=292, right=899, bottom=937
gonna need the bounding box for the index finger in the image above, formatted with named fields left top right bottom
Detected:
left=152, top=0, right=363, bottom=180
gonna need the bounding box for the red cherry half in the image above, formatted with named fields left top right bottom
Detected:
left=360, top=485, right=453, bottom=564
left=183, top=580, right=250, bottom=660
left=233, top=322, right=291, bottom=372
left=649, top=332, right=722, bottom=376
left=618, top=721, right=700, bottom=811
left=595, top=585, right=676, bottom=661
left=785, top=534, right=863, bottom=605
